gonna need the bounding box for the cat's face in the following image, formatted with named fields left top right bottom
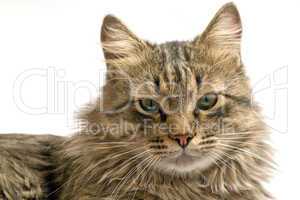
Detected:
left=93, top=3, right=265, bottom=175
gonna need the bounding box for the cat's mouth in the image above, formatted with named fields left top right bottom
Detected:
left=156, top=150, right=213, bottom=173
left=169, top=151, right=198, bottom=165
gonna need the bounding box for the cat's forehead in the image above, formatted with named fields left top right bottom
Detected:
left=157, top=41, right=190, bottom=64
left=129, top=41, right=196, bottom=99
left=131, top=41, right=239, bottom=98
left=155, top=41, right=196, bottom=95
left=156, top=41, right=194, bottom=83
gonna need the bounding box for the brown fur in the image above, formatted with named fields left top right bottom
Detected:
left=0, top=134, right=63, bottom=199
left=0, top=2, right=274, bottom=200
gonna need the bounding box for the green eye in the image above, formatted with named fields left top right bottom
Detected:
left=139, top=99, right=160, bottom=113
left=196, top=93, right=218, bottom=111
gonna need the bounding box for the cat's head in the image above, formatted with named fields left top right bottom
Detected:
left=83, top=2, right=265, bottom=175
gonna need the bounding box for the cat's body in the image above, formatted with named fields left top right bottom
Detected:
left=0, top=133, right=272, bottom=200
left=0, top=3, right=274, bottom=200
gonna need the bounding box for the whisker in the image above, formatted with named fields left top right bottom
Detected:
left=98, top=149, right=153, bottom=185
left=217, top=136, right=266, bottom=140
left=47, top=145, right=149, bottom=198
left=199, top=143, right=216, bottom=150
left=209, top=151, right=226, bottom=169
left=217, top=143, right=276, bottom=168
left=220, top=130, right=267, bottom=136
left=216, top=139, right=267, bottom=148
left=65, top=143, right=138, bottom=153
left=112, top=154, right=154, bottom=200
left=210, top=150, right=234, bottom=171
left=130, top=155, right=159, bottom=198
left=90, top=145, right=150, bottom=174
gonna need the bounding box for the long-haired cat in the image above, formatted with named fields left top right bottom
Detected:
left=0, top=2, right=273, bottom=200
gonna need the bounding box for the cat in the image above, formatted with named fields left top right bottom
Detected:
left=0, top=2, right=274, bottom=200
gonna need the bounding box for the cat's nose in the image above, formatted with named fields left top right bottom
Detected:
left=169, top=134, right=193, bottom=148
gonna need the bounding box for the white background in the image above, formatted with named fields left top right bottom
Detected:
left=0, top=0, right=298, bottom=199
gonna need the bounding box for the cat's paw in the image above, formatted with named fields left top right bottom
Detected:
left=0, top=162, right=45, bottom=200
left=0, top=174, right=45, bottom=200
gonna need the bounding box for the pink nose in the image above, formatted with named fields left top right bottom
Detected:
left=170, top=135, right=193, bottom=148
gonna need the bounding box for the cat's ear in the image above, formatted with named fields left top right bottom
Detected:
left=194, top=2, right=242, bottom=53
left=101, top=15, right=151, bottom=60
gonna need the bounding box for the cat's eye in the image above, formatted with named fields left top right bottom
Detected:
left=139, top=99, right=160, bottom=113
left=196, top=93, right=218, bottom=111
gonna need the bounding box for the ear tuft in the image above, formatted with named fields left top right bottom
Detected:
left=195, top=2, right=242, bottom=52
left=101, top=15, right=150, bottom=60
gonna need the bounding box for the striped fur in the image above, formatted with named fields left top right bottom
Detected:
left=0, top=2, right=274, bottom=200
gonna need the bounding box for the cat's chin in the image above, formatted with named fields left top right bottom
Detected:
left=155, top=150, right=213, bottom=175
